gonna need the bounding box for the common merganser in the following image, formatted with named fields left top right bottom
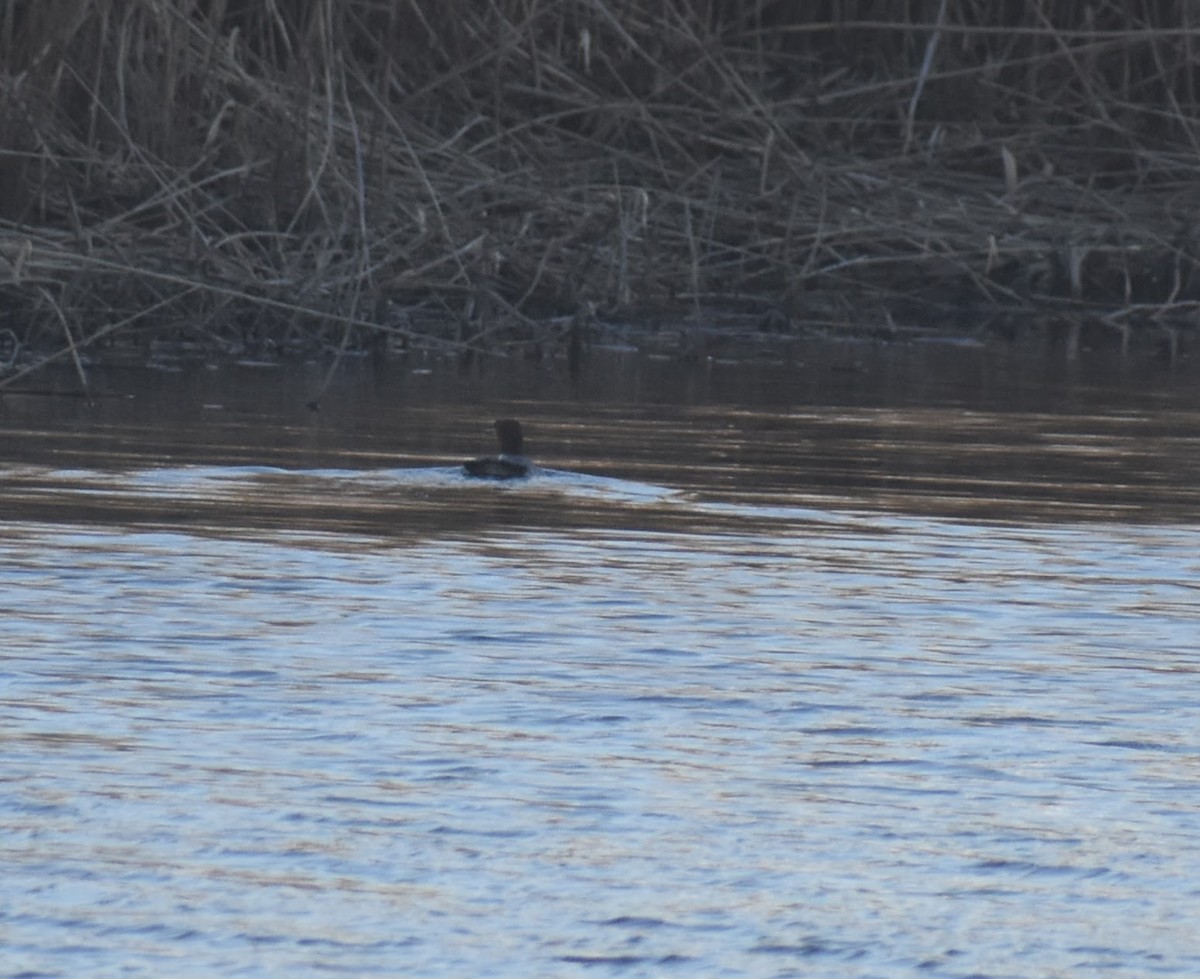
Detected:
left=463, top=419, right=533, bottom=479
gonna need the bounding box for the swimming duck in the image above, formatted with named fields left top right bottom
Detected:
left=463, top=419, right=533, bottom=479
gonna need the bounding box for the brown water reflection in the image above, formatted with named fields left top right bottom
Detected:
left=1, top=343, right=1198, bottom=532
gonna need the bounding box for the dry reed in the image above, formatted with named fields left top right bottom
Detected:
left=1, top=0, right=1198, bottom=376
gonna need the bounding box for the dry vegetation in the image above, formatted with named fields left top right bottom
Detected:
left=1, top=0, right=1199, bottom=375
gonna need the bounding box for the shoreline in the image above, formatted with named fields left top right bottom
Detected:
left=0, top=304, right=1190, bottom=397
left=2, top=4, right=1198, bottom=379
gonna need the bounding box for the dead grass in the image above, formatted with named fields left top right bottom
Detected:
left=1, top=0, right=1198, bottom=378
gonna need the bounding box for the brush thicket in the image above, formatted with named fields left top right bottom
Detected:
left=1, top=0, right=1197, bottom=373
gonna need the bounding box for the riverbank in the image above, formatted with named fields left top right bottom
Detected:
left=1, top=2, right=1197, bottom=378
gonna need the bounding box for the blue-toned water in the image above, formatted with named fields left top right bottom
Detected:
left=2, top=351, right=1199, bottom=976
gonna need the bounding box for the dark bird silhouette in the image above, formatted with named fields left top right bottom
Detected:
left=463, top=419, right=533, bottom=479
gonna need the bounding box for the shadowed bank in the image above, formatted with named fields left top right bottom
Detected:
left=0, top=2, right=1198, bottom=381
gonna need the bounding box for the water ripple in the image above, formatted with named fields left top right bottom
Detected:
left=2, top=495, right=1199, bottom=975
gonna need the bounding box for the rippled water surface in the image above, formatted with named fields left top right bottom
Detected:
left=3, top=346, right=1199, bottom=977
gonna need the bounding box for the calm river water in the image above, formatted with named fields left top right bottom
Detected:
left=2, top=342, right=1199, bottom=977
